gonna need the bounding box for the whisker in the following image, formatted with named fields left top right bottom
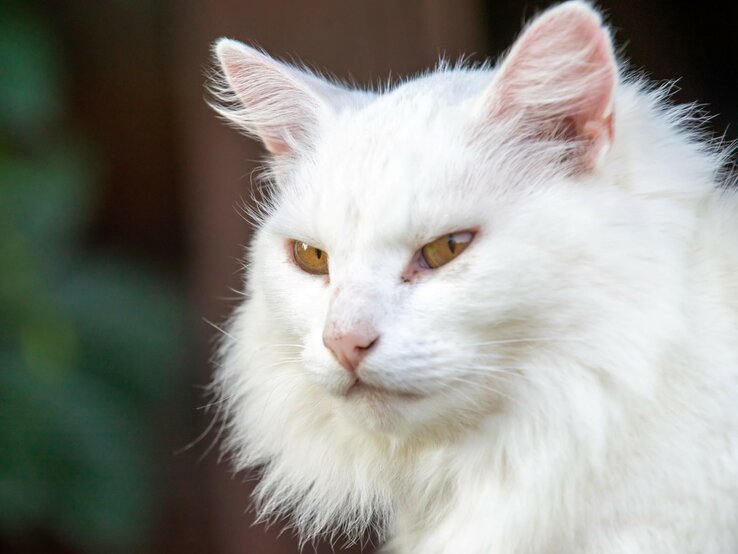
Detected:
left=174, top=408, right=220, bottom=456
left=203, top=317, right=236, bottom=340
left=439, top=375, right=524, bottom=409
left=459, top=336, right=584, bottom=348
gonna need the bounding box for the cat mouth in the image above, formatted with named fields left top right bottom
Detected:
left=346, top=380, right=422, bottom=400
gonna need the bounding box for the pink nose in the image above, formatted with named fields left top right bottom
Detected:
left=323, top=327, right=379, bottom=373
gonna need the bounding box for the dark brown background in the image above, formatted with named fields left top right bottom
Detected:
left=25, top=0, right=738, bottom=552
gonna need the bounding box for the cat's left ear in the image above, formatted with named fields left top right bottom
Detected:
left=212, top=39, right=355, bottom=158
left=483, top=1, right=617, bottom=171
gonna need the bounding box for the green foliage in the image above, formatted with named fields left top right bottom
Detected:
left=0, top=2, right=187, bottom=551
left=0, top=4, right=61, bottom=136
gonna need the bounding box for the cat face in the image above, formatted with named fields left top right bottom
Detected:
left=234, top=99, right=620, bottom=432
left=213, top=3, right=663, bottom=436
left=259, top=104, right=509, bottom=431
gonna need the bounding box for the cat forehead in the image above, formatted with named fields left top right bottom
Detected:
left=329, top=68, right=491, bottom=143
left=268, top=70, right=518, bottom=246
left=276, top=154, right=485, bottom=251
left=279, top=114, right=481, bottom=235
left=310, top=71, right=494, bottom=194
left=383, top=67, right=493, bottom=106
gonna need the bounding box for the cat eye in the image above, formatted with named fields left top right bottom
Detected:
left=293, top=241, right=329, bottom=275
left=420, top=231, right=474, bottom=269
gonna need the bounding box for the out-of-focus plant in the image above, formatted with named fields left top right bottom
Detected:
left=0, top=2, right=186, bottom=551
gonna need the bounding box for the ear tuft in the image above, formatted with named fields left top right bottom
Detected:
left=485, top=1, right=617, bottom=170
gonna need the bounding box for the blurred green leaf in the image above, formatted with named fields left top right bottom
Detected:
left=0, top=2, right=189, bottom=552
left=57, top=256, right=186, bottom=405
left=0, top=142, right=96, bottom=252
left=0, top=4, right=62, bottom=134
left=0, top=356, right=151, bottom=550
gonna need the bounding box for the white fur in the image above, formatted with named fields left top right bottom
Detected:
left=211, top=2, right=738, bottom=552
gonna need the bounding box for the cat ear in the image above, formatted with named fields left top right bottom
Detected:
left=484, top=1, right=617, bottom=170
left=212, top=39, right=348, bottom=157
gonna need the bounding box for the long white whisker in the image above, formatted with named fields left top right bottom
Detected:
left=458, top=336, right=584, bottom=348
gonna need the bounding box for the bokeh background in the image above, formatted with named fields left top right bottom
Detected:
left=1, top=1, right=735, bottom=553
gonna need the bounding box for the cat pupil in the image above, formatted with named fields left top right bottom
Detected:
left=315, top=248, right=322, bottom=259
left=447, top=235, right=456, bottom=254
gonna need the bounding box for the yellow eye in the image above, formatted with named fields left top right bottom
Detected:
left=293, top=241, right=329, bottom=275
left=421, top=231, right=474, bottom=269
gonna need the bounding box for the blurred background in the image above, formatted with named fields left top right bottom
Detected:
left=0, top=1, right=735, bottom=553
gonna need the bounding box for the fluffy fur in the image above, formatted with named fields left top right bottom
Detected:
left=210, top=2, right=738, bottom=552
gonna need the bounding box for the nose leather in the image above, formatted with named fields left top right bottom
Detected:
left=323, top=326, right=379, bottom=373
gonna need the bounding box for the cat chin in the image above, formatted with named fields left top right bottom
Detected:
left=326, top=381, right=423, bottom=434
left=345, top=380, right=424, bottom=402
left=332, top=381, right=498, bottom=439
left=305, top=365, right=476, bottom=436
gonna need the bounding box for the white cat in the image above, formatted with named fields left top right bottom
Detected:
left=210, top=2, right=738, bottom=552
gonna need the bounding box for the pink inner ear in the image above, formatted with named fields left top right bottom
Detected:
left=216, top=40, right=319, bottom=157
left=489, top=2, right=617, bottom=169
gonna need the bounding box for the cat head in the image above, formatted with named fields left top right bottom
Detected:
left=208, top=0, right=711, bottom=539
left=211, top=1, right=682, bottom=443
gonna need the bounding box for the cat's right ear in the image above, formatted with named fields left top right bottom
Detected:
left=480, top=2, right=617, bottom=171
left=212, top=39, right=349, bottom=157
